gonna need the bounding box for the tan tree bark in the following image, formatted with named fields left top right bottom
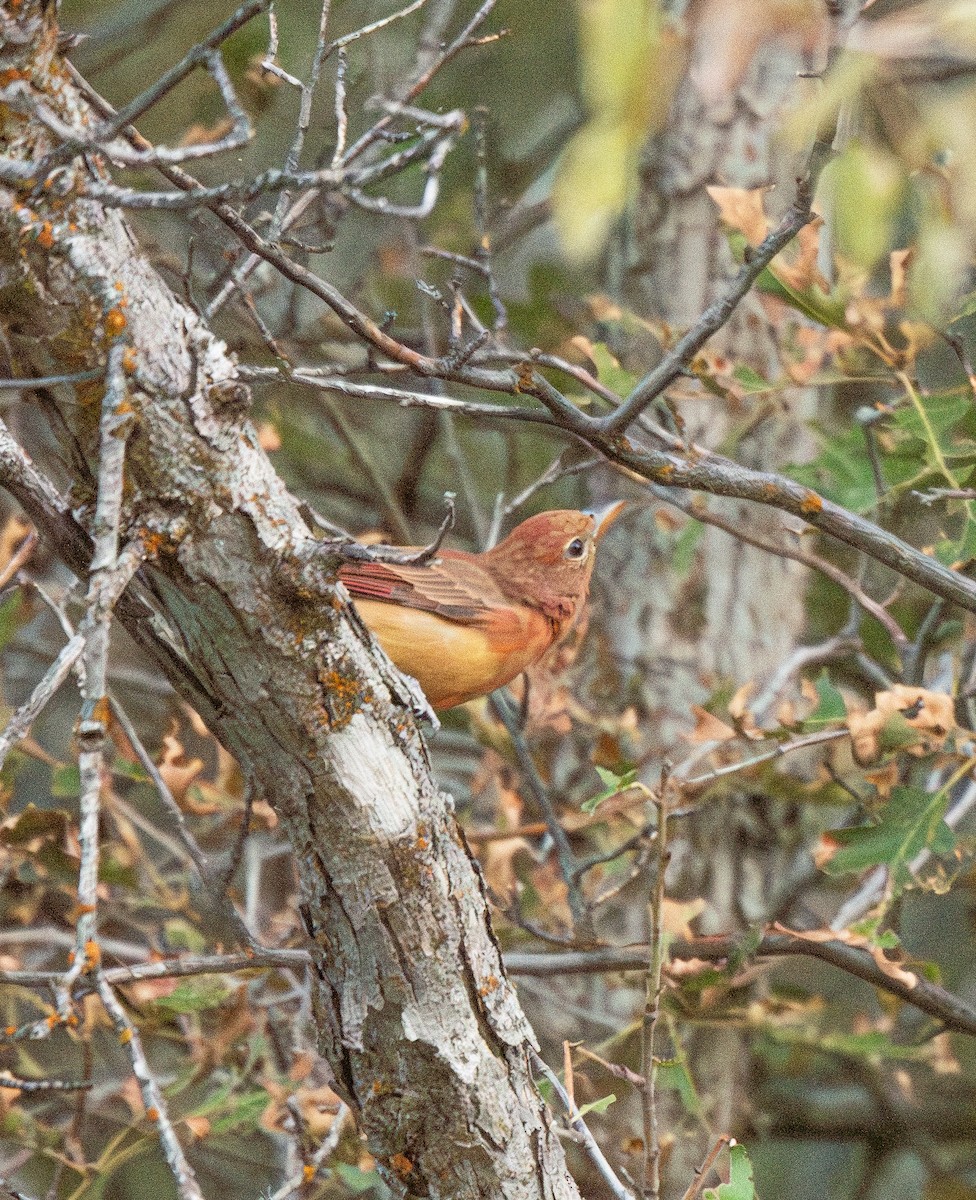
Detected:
left=0, top=7, right=582, bottom=1197
left=595, top=2, right=837, bottom=1188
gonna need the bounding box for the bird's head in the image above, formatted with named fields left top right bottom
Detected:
left=485, top=502, right=625, bottom=619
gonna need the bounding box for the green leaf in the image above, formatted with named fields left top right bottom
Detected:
left=731, top=364, right=773, bottom=395
left=582, top=763, right=639, bottom=814
left=820, top=786, right=955, bottom=887
left=657, top=1058, right=703, bottom=1117
left=334, top=1162, right=386, bottom=1195
left=803, top=670, right=847, bottom=730
left=577, top=1093, right=616, bottom=1117
left=757, top=264, right=849, bottom=329
left=788, top=424, right=879, bottom=514
left=0, top=593, right=23, bottom=652
left=704, top=1143, right=756, bottom=1200
left=672, top=518, right=705, bottom=575
left=0, top=803, right=70, bottom=844
left=163, top=918, right=207, bottom=953
left=206, top=1088, right=270, bottom=1136
left=51, top=765, right=81, bottom=798
left=953, top=289, right=976, bottom=321
left=553, top=118, right=638, bottom=262
left=591, top=342, right=637, bottom=396
left=154, top=978, right=230, bottom=1014
left=831, top=140, right=906, bottom=270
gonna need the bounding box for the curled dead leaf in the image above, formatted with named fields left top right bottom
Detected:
left=707, top=185, right=770, bottom=245
left=158, top=729, right=205, bottom=807
left=847, top=685, right=956, bottom=764
left=686, top=705, right=737, bottom=744
left=183, top=1115, right=211, bottom=1141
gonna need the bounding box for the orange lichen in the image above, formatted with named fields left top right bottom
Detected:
left=318, top=667, right=364, bottom=729
left=390, top=1153, right=414, bottom=1177
left=800, top=490, right=823, bottom=514
left=478, top=975, right=500, bottom=996
left=146, top=1107, right=159, bottom=1123
left=119, top=1028, right=132, bottom=1044
left=139, top=529, right=168, bottom=559
left=104, top=307, right=127, bottom=338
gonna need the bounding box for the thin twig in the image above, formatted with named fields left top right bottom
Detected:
left=264, top=1102, right=350, bottom=1200
left=94, top=974, right=204, bottom=1200
left=602, top=174, right=819, bottom=434
left=641, top=784, right=669, bottom=1199
left=59, top=342, right=135, bottom=1012
left=680, top=1136, right=732, bottom=1200
left=109, top=696, right=257, bottom=948
left=490, top=693, right=589, bottom=931
left=530, top=1051, right=636, bottom=1200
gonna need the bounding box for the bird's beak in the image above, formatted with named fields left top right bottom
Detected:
left=586, top=500, right=627, bottom=542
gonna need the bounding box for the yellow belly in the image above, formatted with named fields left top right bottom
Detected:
left=352, top=598, right=552, bottom=709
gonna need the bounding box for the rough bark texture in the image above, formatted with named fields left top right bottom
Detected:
left=0, top=9, right=580, bottom=1198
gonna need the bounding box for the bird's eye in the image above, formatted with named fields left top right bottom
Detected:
left=564, top=537, right=587, bottom=560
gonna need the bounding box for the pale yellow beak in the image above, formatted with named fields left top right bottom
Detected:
left=587, top=500, right=627, bottom=542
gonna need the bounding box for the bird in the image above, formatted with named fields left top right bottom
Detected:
left=339, top=503, right=624, bottom=710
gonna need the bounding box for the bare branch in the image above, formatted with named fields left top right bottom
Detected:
left=601, top=175, right=819, bottom=435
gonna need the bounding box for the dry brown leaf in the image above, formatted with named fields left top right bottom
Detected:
left=118, top=1074, right=145, bottom=1119
left=706, top=185, right=769, bottom=245
left=773, top=921, right=919, bottom=990
left=889, top=248, right=914, bottom=308
left=529, top=859, right=571, bottom=927
left=864, top=760, right=899, bottom=800
left=686, top=705, right=737, bottom=744
left=480, top=837, right=533, bottom=899
left=183, top=1116, right=211, bottom=1141
left=728, top=680, right=764, bottom=739
left=0, top=515, right=31, bottom=573
left=124, top=974, right=181, bottom=1007
left=180, top=119, right=234, bottom=148
left=289, top=1050, right=315, bottom=1083
left=257, top=421, right=282, bottom=452
left=294, top=1084, right=344, bottom=1139
left=773, top=218, right=830, bottom=293
left=158, top=730, right=206, bottom=808
left=847, top=684, right=956, bottom=763
left=662, top=896, right=706, bottom=937
left=728, top=680, right=756, bottom=720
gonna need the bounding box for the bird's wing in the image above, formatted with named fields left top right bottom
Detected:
left=338, top=554, right=501, bottom=624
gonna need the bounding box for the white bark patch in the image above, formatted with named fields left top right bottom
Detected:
left=327, top=713, right=422, bottom=837
left=400, top=992, right=486, bottom=1086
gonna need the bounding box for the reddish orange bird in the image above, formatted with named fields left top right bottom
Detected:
left=340, top=505, right=624, bottom=710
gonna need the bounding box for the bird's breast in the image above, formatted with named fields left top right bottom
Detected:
left=351, top=597, right=556, bottom=709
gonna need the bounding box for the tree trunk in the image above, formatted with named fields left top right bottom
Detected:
left=0, top=8, right=580, bottom=1197
left=598, top=4, right=832, bottom=1188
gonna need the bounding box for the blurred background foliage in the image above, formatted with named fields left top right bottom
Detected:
left=4, top=0, right=976, bottom=1198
